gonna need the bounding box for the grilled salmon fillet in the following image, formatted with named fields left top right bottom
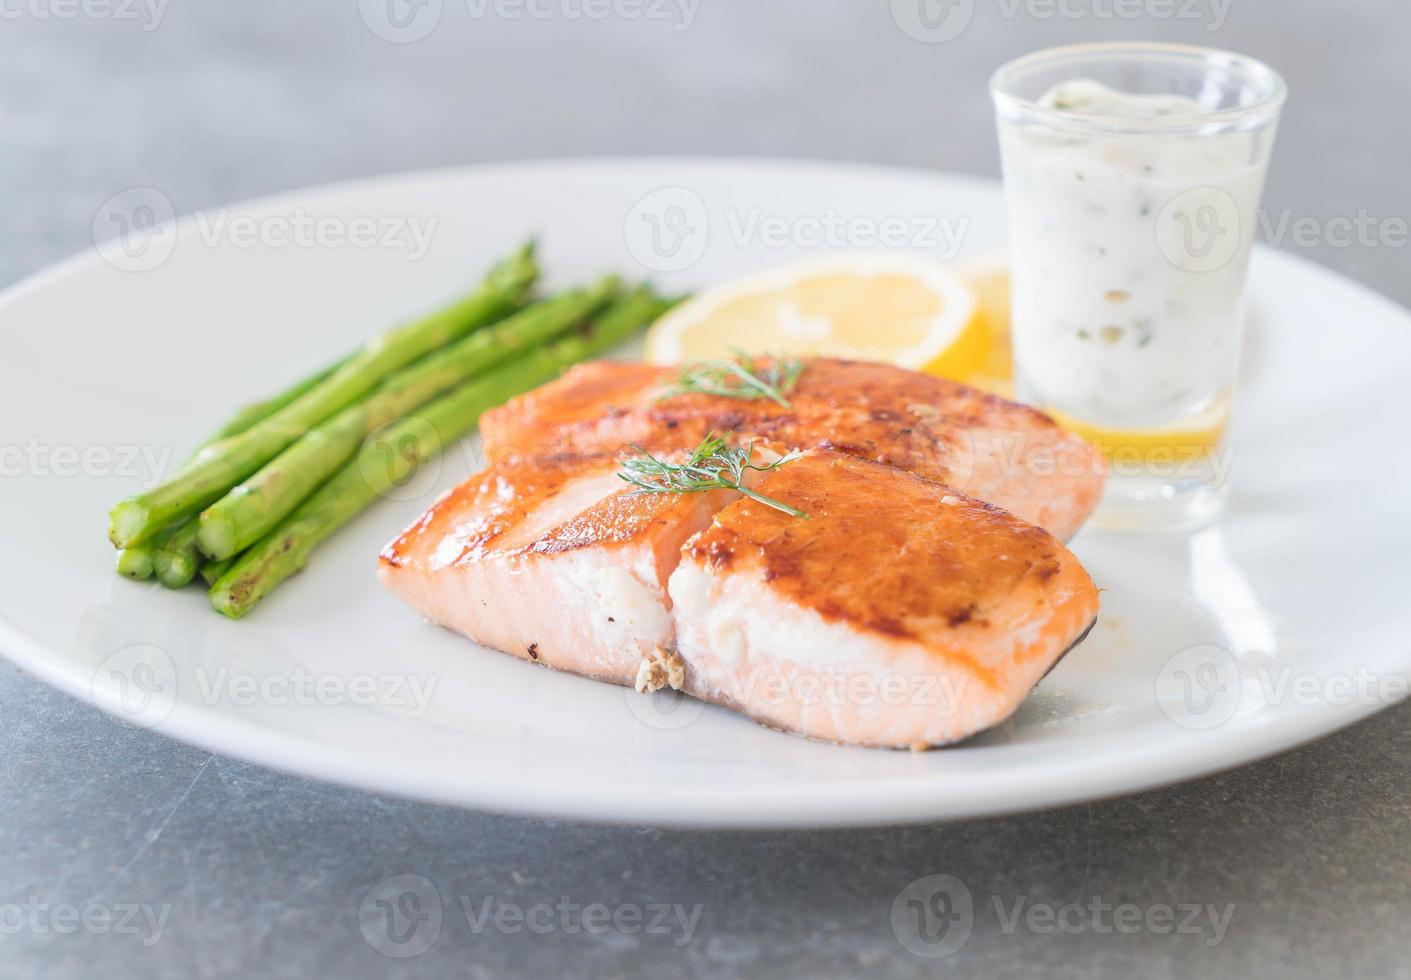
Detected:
left=378, top=453, right=734, bottom=685
left=379, top=446, right=1100, bottom=748
left=668, top=452, right=1100, bottom=748
left=480, top=357, right=1105, bottom=541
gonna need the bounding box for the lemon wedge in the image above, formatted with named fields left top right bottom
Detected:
left=644, top=257, right=980, bottom=372
left=938, top=257, right=1014, bottom=396
left=1046, top=397, right=1231, bottom=466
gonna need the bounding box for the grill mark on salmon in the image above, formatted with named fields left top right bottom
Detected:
left=379, top=439, right=1101, bottom=748
left=480, top=357, right=1105, bottom=541
left=666, top=453, right=1099, bottom=746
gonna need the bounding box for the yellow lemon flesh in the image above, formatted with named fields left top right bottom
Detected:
left=931, top=257, right=1014, bottom=396
left=644, top=258, right=978, bottom=372
left=1047, top=399, right=1230, bottom=468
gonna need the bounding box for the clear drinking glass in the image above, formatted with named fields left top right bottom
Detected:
left=991, top=43, right=1285, bottom=530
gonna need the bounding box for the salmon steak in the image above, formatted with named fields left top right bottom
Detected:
left=380, top=358, right=1103, bottom=748
left=479, top=357, right=1105, bottom=541
left=666, top=452, right=1099, bottom=748
left=379, top=451, right=732, bottom=686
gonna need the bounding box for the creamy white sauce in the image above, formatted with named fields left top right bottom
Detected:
left=999, top=78, right=1272, bottom=429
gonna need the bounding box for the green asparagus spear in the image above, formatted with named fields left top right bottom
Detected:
left=200, top=556, right=235, bottom=587
left=209, top=286, right=674, bottom=619
left=206, top=354, right=353, bottom=442
left=196, top=277, right=620, bottom=560
left=115, top=546, right=155, bottom=580
left=152, top=518, right=203, bottom=588
left=116, top=353, right=354, bottom=579
left=107, top=242, right=538, bottom=549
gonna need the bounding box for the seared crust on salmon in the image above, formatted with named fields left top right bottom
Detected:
left=480, top=357, right=1105, bottom=541
left=379, top=452, right=733, bottom=685
left=381, top=357, right=1105, bottom=749
left=668, top=452, right=1100, bottom=747
left=379, top=444, right=1100, bottom=748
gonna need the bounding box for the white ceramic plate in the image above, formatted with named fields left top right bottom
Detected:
left=2, top=160, right=1408, bottom=827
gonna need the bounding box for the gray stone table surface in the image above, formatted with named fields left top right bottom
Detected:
left=2, top=1, right=1409, bottom=976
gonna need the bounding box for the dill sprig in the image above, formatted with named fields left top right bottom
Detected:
left=617, top=433, right=809, bottom=519
left=660, top=352, right=804, bottom=408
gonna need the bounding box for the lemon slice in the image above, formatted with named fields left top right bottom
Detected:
left=939, top=256, right=1013, bottom=396
left=644, top=257, right=980, bottom=372
left=1047, top=396, right=1231, bottom=466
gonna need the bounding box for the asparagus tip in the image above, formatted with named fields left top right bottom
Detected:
left=108, top=500, right=150, bottom=549
left=208, top=581, right=250, bottom=620
left=154, top=554, right=198, bottom=589
left=115, top=548, right=153, bottom=580
left=195, top=511, right=239, bottom=562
